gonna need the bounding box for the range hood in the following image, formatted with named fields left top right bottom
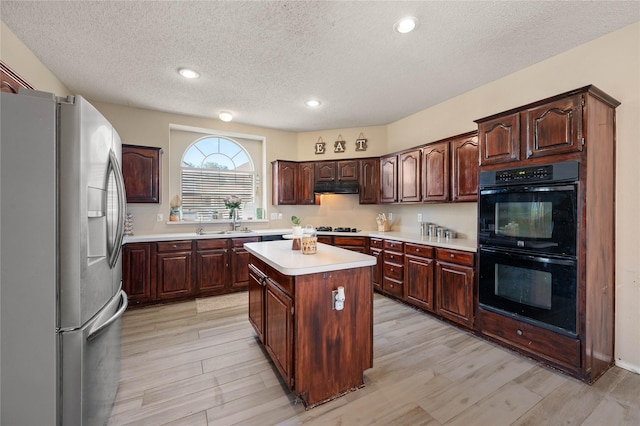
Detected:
left=313, top=180, right=360, bottom=194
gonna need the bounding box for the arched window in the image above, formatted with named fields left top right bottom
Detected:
left=181, top=136, right=254, bottom=218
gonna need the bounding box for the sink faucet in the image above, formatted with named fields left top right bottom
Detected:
left=232, top=212, right=241, bottom=231
left=196, top=223, right=204, bottom=235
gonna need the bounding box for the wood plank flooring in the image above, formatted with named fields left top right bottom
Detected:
left=109, top=293, right=640, bottom=425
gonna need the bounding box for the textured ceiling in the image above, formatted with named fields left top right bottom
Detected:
left=2, top=1, right=639, bottom=132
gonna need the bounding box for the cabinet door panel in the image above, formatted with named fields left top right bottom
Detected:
left=315, top=162, right=336, bottom=182
left=422, top=142, right=449, bottom=202
left=337, top=160, right=358, bottom=181
left=399, top=150, right=421, bottom=202
left=248, top=264, right=265, bottom=342
left=196, top=249, right=227, bottom=293
left=265, top=282, right=294, bottom=388
left=451, top=135, right=479, bottom=202
left=525, top=95, right=583, bottom=159
left=405, top=255, right=435, bottom=312
left=478, top=113, right=520, bottom=165
left=380, top=155, right=398, bottom=203
left=231, top=238, right=260, bottom=288
left=272, top=161, right=297, bottom=205
left=123, top=243, right=152, bottom=304
left=156, top=252, right=193, bottom=300
left=359, top=158, right=380, bottom=204
left=122, top=145, right=161, bottom=203
left=436, top=261, right=474, bottom=328
left=370, top=248, right=383, bottom=291
left=297, top=162, right=316, bottom=205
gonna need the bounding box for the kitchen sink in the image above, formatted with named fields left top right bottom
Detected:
left=197, top=228, right=254, bottom=236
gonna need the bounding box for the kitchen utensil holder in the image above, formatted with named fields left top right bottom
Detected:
left=377, top=222, right=390, bottom=232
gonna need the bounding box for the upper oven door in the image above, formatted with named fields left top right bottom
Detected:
left=479, top=183, right=577, bottom=256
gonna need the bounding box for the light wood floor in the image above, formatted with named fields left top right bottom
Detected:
left=109, top=293, right=640, bottom=425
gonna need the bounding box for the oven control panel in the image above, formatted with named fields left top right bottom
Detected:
left=480, top=161, right=579, bottom=187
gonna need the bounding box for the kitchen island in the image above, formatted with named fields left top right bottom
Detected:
left=244, top=240, right=376, bottom=408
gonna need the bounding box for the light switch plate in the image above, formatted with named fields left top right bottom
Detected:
left=157, top=213, right=163, bottom=222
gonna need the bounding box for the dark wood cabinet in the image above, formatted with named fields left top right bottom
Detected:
left=264, top=276, right=294, bottom=388
left=155, top=241, right=193, bottom=300
left=359, top=158, right=380, bottom=204
left=404, top=243, right=435, bottom=312
left=333, top=236, right=367, bottom=253
left=296, top=162, right=317, bottom=205
left=230, top=237, right=261, bottom=288
left=451, top=133, right=479, bottom=202
left=380, top=154, right=398, bottom=203
left=337, top=160, right=359, bottom=181
left=272, top=160, right=297, bottom=205
left=435, top=248, right=475, bottom=329
left=195, top=239, right=228, bottom=296
left=524, top=94, right=583, bottom=159
left=422, top=142, right=449, bottom=202
left=382, top=240, right=404, bottom=299
left=122, top=145, right=162, bottom=203
left=478, top=112, right=520, bottom=166
left=369, top=238, right=383, bottom=292
left=122, top=242, right=152, bottom=305
left=315, top=162, right=336, bottom=182
left=398, top=149, right=421, bottom=202
left=248, top=260, right=266, bottom=343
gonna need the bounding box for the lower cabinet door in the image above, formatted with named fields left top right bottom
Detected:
left=405, top=255, right=435, bottom=312
left=248, top=265, right=265, bottom=343
left=436, top=261, right=474, bottom=328
left=265, top=281, right=294, bottom=388
left=156, top=252, right=193, bottom=300
left=195, top=249, right=228, bottom=295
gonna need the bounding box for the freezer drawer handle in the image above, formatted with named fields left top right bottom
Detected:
left=88, top=290, right=128, bottom=341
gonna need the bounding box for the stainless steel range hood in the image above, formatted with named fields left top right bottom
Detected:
left=313, top=181, right=359, bottom=194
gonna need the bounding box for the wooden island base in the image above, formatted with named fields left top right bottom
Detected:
left=245, top=241, right=375, bottom=407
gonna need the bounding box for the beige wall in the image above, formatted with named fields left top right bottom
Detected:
left=2, top=18, right=638, bottom=372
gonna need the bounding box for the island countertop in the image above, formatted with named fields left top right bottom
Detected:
left=244, top=240, right=376, bottom=276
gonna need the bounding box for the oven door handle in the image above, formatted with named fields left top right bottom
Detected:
left=480, top=247, right=576, bottom=266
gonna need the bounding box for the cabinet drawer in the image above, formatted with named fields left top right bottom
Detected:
left=436, top=248, right=475, bottom=266
left=384, top=240, right=404, bottom=251
left=383, top=277, right=403, bottom=298
left=384, top=251, right=404, bottom=264
left=156, top=240, right=192, bottom=252
left=333, top=236, right=365, bottom=247
left=478, top=308, right=580, bottom=369
left=317, top=236, right=333, bottom=245
left=369, top=238, right=383, bottom=249
left=196, top=239, right=228, bottom=250
left=265, top=264, right=294, bottom=297
left=405, top=243, right=434, bottom=258
left=231, top=236, right=261, bottom=247
left=383, top=262, right=404, bottom=281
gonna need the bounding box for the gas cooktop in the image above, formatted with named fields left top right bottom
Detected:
left=316, top=226, right=359, bottom=233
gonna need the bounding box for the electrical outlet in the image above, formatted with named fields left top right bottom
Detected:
left=388, top=213, right=393, bottom=221
left=278, top=213, right=283, bottom=220
left=157, top=213, right=163, bottom=222
left=270, top=212, right=278, bottom=220
left=417, top=213, right=423, bottom=223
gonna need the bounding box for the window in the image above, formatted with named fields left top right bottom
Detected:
left=181, top=136, right=254, bottom=218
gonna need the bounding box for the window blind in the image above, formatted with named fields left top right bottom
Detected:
left=181, top=169, right=254, bottom=217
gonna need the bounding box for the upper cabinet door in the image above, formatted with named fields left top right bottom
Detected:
left=422, top=142, right=449, bottom=202
left=337, top=160, right=359, bottom=181
left=272, top=160, right=297, bottom=205
left=359, top=158, right=380, bottom=204
left=451, top=135, right=478, bottom=202
left=297, top=162, right=316, bottom=205
left=525, top=95, right=583, bottom=159
left=315, top=162, right=336, bottom=182
left=380, top=154, right=398, bottom=203
left=478, top=113, right=520, bottom=166
left=122, top=145, right=162, bottom=203
left=399, top=150, right=422, bottom=202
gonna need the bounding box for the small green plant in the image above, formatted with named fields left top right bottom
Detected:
left=291, top=215, right=302, bottom=225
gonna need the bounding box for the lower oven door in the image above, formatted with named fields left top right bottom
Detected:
left=479, top=247, right=577, bottom=336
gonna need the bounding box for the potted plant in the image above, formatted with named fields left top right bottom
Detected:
left=291, top=215, right=303, bottom=236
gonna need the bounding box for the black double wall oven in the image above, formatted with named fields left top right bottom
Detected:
left=478, top=161, right=579, bottom=337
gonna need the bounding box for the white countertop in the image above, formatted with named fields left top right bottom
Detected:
left=244, top=240, right=376, bottom=276
left=124, top=229, right=477, bottom=252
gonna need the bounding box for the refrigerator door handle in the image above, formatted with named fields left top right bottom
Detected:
left=87, top=290, right=128, bottom=341
left=107, top=149, right=126, bottom=268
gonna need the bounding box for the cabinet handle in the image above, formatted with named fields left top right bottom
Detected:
left=172, top=244, right=177, bottom=248
left=416, top=248, right=420, bottom=252
left=390, top=268, right=394, bottom=272
left=450, top=253, right=455, bottom=258
left=516, top=329, right=523, bottom=336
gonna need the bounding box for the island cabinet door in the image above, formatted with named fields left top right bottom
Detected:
left=248, top=262, right=266, bottom=343
left=264, top=279, right=294, bottom=389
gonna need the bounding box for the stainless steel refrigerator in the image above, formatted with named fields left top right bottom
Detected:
left=1, top=89, right=128, bottom=425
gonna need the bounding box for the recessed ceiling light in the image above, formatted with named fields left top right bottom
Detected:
left=219, top=111, right=233, bottom=122
left=305, top=99, right=321, bottom=107
left=178, top=68, right=200, bottom=79
left=394, top=16, right=418, bottom=34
